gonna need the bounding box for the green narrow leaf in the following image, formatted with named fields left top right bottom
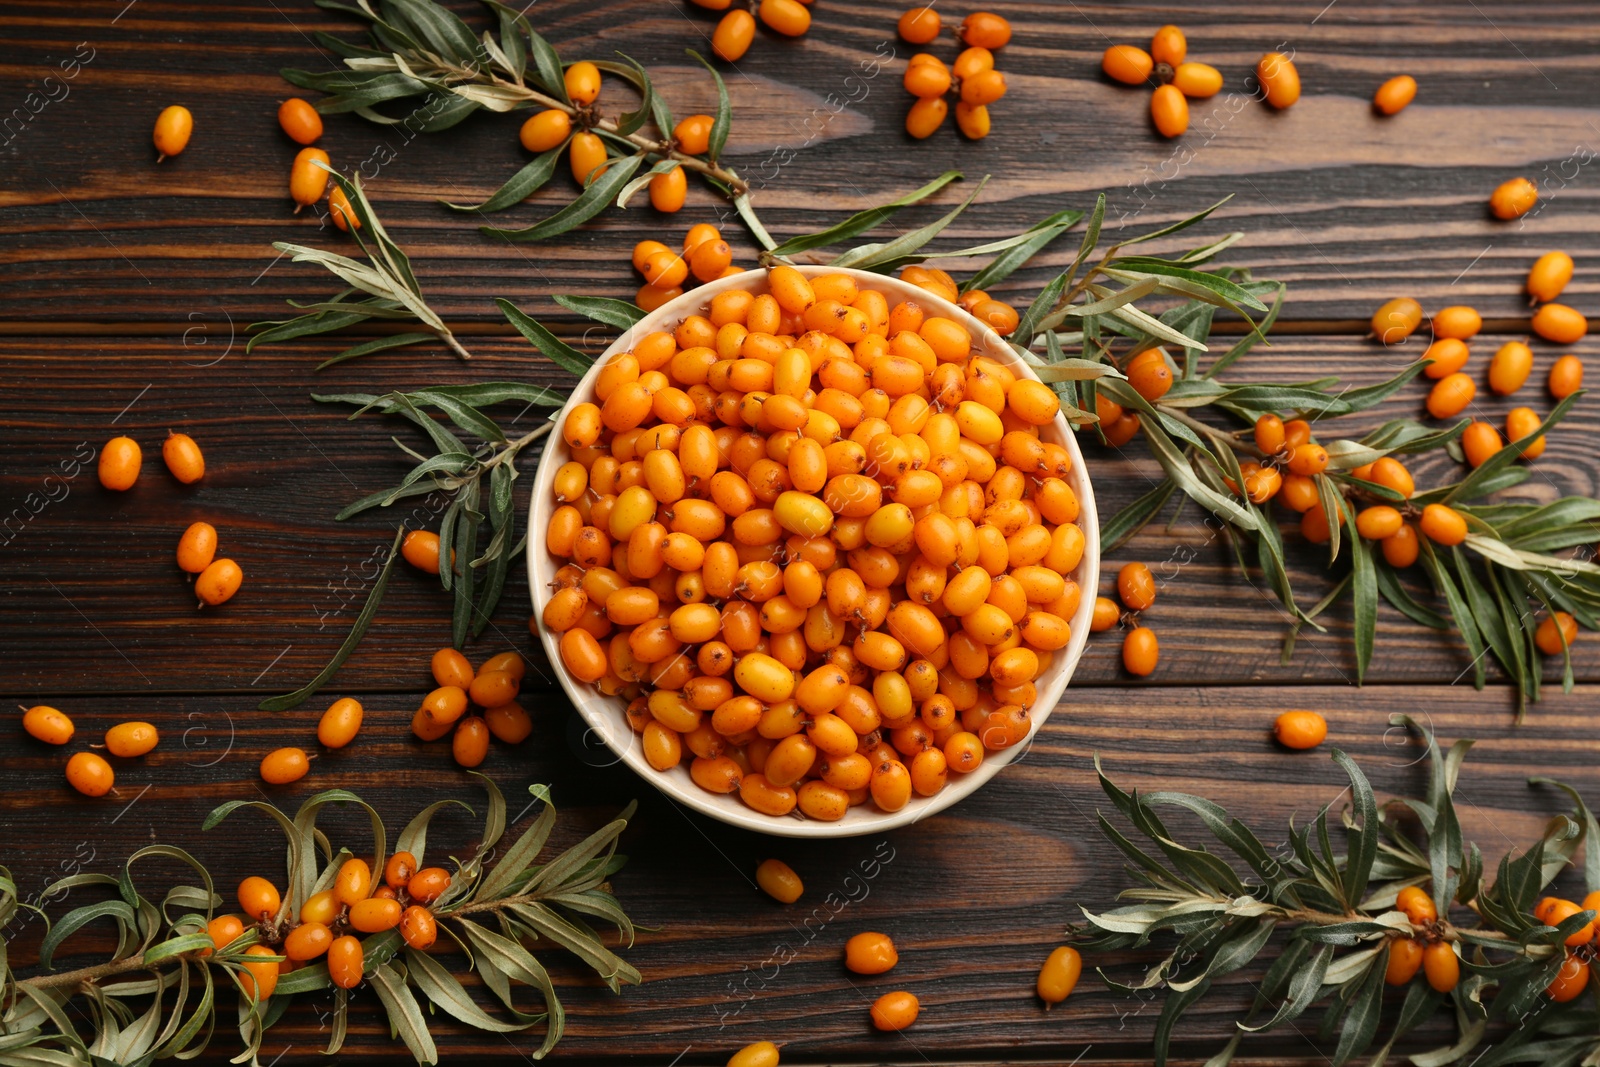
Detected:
left=551, top=294, right=644, bottom=329
left=369, top=962, right=438, bottom=1065
left=1100, top=479, right=1176, bottom=551
left=498, top=298, right=593, bottom=377
left=315, top=332, right=439, bottom=371
left=525, top=30, right=568, bottom=101
left=1444, top=390, right=1583, bottom=503
left=440, top=147, right=565, bottom=213
left=1349, top=513, right=1377, bottom=684
left=1375, top=563, right=1450, bottom=630
left=685, top=50, right=730, bottom=162
left=764, top=171, right=964, bottom=259
left=480, top=154, right=645, bottom=242
left=831, top=175, right=991, bottom=271
left=962, top=209, right=1084, bottom=293
left=258, top=527, right=405, bottom=711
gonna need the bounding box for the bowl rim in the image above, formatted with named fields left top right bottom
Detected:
left=526, top=264, right=1100, bottom=837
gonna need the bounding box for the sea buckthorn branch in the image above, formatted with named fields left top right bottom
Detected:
left=249, top=166, right=473, bottom=367
left=1080, top=716, right=1600, bottom=1067
left=0, top=779, right=638, bottom=1066
left=283, top=0, right=753, bottom=240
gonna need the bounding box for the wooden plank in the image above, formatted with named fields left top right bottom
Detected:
left=2, top=1, right=1599, bottom=323
left=2, top=334, right=1595, bottom=702
left=3, top=684, right=1594, bottom=1063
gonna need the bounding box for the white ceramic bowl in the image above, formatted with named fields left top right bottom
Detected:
left=527, top=265, right=1099, bottom=837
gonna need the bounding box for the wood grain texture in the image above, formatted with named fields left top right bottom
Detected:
left=1, top=334, right=1595, bottom=701
left=3, top=685, right=1596, bottom=1064
left=2, top=1, right=1600, bottom=323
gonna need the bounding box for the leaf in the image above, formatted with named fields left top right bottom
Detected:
left=731, top=190, right=778, bottom=252
left=962, top=209, right=1085, bottom=293
left=1349, top=521, right=1377, bottom=684
left=1444, top=390, right=1582, bottom=503
left=39, top=900, right=136, bottom=968
left=1101, top=479, right=1176, bottom=552
left=497, top=298, right=593, bottom=377
left=439, top=147, right=565, bottom=213
left=1122, top=195, right=1233, bottom=247
left=1329, top=953, right=1385, bottom=1067
left=405, top=950, right=532, bottom=1033
left=1375, top=563, right=1450, bottom=630
left=369, top=963, right=438, bottom=1065
left=476, top=803, right=557, bottom=902
left=685, top=50, right=730, bottom=162
left=608, top=54, right=654, bottom=136
left=480, top=154, right=645, bottom=242
left=1334, top=749, right=1379, bottom=905
left=551, top=294, right=644, bottom=329
left=765, top=171, right=964, bottom=259
left=830, top=175, right=991, bottom=271
left=524, top=30, right=568, bottom=101
left=316, top=332, right=440, bottom=370
left=258, top=527, right=405, bottom=711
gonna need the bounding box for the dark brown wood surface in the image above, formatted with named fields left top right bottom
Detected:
left=2, top=1, right=1599, bottom=1064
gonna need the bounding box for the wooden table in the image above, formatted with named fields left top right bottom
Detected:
left=4, top=1, right=1598, bottom=1062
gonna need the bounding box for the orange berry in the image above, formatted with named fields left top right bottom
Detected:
left=195, top=558, right=243, bottom=607
left=153, top=105, right=193, bottom=160
left=520, top=109, right=570, bottom=152
left=755, top=858, right=804, bottom=903
left=1103, top=45, right=1153, bottom=85
left=1122, top=626, right=1159, bottom=676
left=1418, top=503, right=1468, bottom=546
left=241, top=944, right=280, bottom=1001
left=329, top=185, right=359, bottom=232
left=1256, top=52, right=1300, bottom=109
left=1420, top=338, right=1469, bottom=379
left=1488, top=341, right=1533, bottom=395
left=1150, top=83, right=1189, bottom=138
left=1426, top=372, right=1476, bottom=419
left=758, top=0, right=811, bottom=36
left=1385, top=938, right=1423, bottom=985
left=1423, top=942, right=1459, bottom=992
left=1116, top=562, right=1155, bottom=611
left=98, top=436, right=142, bottom=490
left=563, top=61, right=601, bottom=105
left=176, top=521, right=218, bottom=574
left=673, top=114, right=714, bottom=155
left=162, top=431, right=205, bottom=483
left=1547, top=956, right=1591, bottom=1002
left=23, top=705, right=74, bottom=746
left=1373, top=75, right=1416, bottom=115
left=1171, top=62, right=1222, bottom=98
left=260, top=747, right=310, bottom=784
left=104, top=721, right=159, bottom=758
left=1533, top=304, right=1588, bottom=345
left=1489, top=176, right=1538, bottom=220
left=713, top=9, right=756, bottom=61
left=844, top=931, right=899, bottom=974
left=1526, top=251, right=1573, bottom=303
left=903, top=58, right=951, bottom=98
left=1273, top=710, right=1327, bottom=750
left=1149, top=24, right=1186, bottom=66
left=1461, top=421, right=1503, bottom=468
left=1505, top=407, right=1546, bottom=460
left=1535, top=612, right=1578, bottom=656
left=1548, top=354, right=1584, bottom=398
left=402, top=530, right=442, bottom=574
left=1370, top=297, right=1423, bottom=344
left=954, top=102, right=991, bottom=140
left=898, top=6, right=940, bottom=44
left=649, top=165, right=687, bottom=213
left=959, top=11, right=1011, bottom=49
left=1287, top=442, right=1329, bottom=477
left=65, top=751, right=115, bottom=796
left=568, top=131, right=608, bottom=184
left=870, top=990, right=920, bottom=1031
left=1431, top=305, right=1481, bottom=341
left=1355, top=505, right=1403, bottom=540
left=1382, top=524, right=1419, bottom=568
left=238, top=876, right=281, bottom=920
left=277, top=97, right=323, bottom=145
left=289, top=146, right=331, bottom=210
left=1396, top=885, right=1438, bottom=924
left=1036, top=945, right=1083, bottom=1004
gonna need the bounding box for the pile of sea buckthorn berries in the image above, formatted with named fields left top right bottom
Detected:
left=1086, top=561, right=1160, bottom=676
left=688, top=0, right=812, bottom=63
left=629, top=223, right=748, bottom=312
left=896, top=8, right=1012, bottom=140
left=1384, top=885, right=1597, bottom=1002
left=22, top=705, right=160, bottom=797
left=541, top=264, right=1085, bottom=822
left=1100, top=25, right=1223, bottom=138
left=254, top=651, right=530, bottom=788
left=95, top=430, right=243, bottom=607
left=209, top=854, right=448, bottom=1001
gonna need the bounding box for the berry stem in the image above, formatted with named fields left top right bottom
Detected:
left=17, top=949, right=206, bottom=992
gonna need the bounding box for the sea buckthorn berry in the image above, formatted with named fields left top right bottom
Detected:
left=960, top=69, right=1007, bottom=106
left=1371, top=297, right=1423, bottom=345
left=1547, top=956, right=1591, bottom=1002
left=328, top=935, right=363, bottom=989
left=520, top=109, right=570, bottom=152
left=401, top=905, right=438, bottom=949
left=960, top=11, right=1011, bottom=49
left=1419, top=503, right=1468, bottom=546
left=452, top=717, right=491, bottom=767
left=260, top=746, right=310, bottom=784
left=1037, top=945, right=1082, bottom=1005
left=1382, top=524, right=1420, bottom=566
left=384, top=851, right=417, bottom=890
left=1396, top=885, right=1438, bottom=925
left=1149, top=24, right=1186, bottom=66
left=1504, top=407, right=1546, bottom=460
left=153, top=105, right=193, bottom=160
left=1254, top=414, right=1286, bottom=454
left=278, top=97, right=323, bottom=145
left=1526, top=251, right=1573, bottom=303
left=904, top=58, right=951, bottom=98
left=1103, top=44, right=1153, bottom=85
left=1461, top=421, right=1503, bottom=468
left=485, top=701, right=532, bottom=744
left=1150, top=84, right=1189, bottom=138
left=1533, top=304, right=1587, bottom=345
left=481, top=651, right=525, bottom=682
left=317, top=697, right=363, bottom=748
left=1423, top=942, right=1460, bottom=992
left=402, top=530, right=442, bottom=574
left=1172, top=62, right=1223, bottom=98
left=289, top=146, right=330, bottom=211
left=176, top=521, right=218, bottom=574
left=1535, top=612, right=1578, bottom=656
left=1256, top=52, right=1300, bottom=109
left=1117, top=562, right=1155, bottom=611
left=1273, top=710, right=1327, bottom=750
left=1548, top=354, right=1584, bottom=398
left=569, top=131, right=608, bottom=183
left=1355, top=506, right=1403, bottom=541
left=431, top=648, right=474, bottom=689
left=104, top=721, right=158, bottom=758
left=162, top=432, right=204, bottom=483
left=1279, top=474, right=1317, bottom=513
left=1385, top=938, right=1423, bottom=985
left=1426, top=372, right=1476, bottom=419
left=421, top=685, right=468, bottom=727
left=898, top=6, right=940, bottom=44
left=1369, top=457, right=1415, bottom=499
left=1373, top=75, right=1416, bottom=115
left=1419, top=338, right=1468, bottom=379
left=1287, top=442, right=1329, bottom=477
left=66, top=751, right=114, bottom=796
left=469, top=668, right=519, bottom=708
left=758, top=0, right=811, bottom=36
left=98, top=436, right=142, bottom=490
left=204, top=914, right=246, bottom=955
left=1489, top=341, right=1533, bottom=395
left=673, top=114, right=714, bottom=155
left=1489, top=176, right=1537, bottom=220
left=727, top=1042, right=781, bottom=1067
left=285, top=921, right=332, bottom=961
left=238, top=876, right=281, bottom=920
left=870, top=990, right=920, bottom=1031
left=194, top=557, right=243, bottom=607
left=350, top=897, right=402, bottom=933
left=1431, top=305, right=1481, bottom=341
left=1090, top=596, right=1120, bottom=632
left=564, top=60, right=601, bottom=105
left=1122, top=626, right=1159, bottom=676
left=23, top=705, right=74, bottom=745
left=329, top=185, right=359, bottom=232
left=649, top=165, right=687, bottom=213
left=241, top=945, right=279, bottom=1001
left=334, top=858, right=372, bottom=906
left=845, top=931, right=899, bottom=974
